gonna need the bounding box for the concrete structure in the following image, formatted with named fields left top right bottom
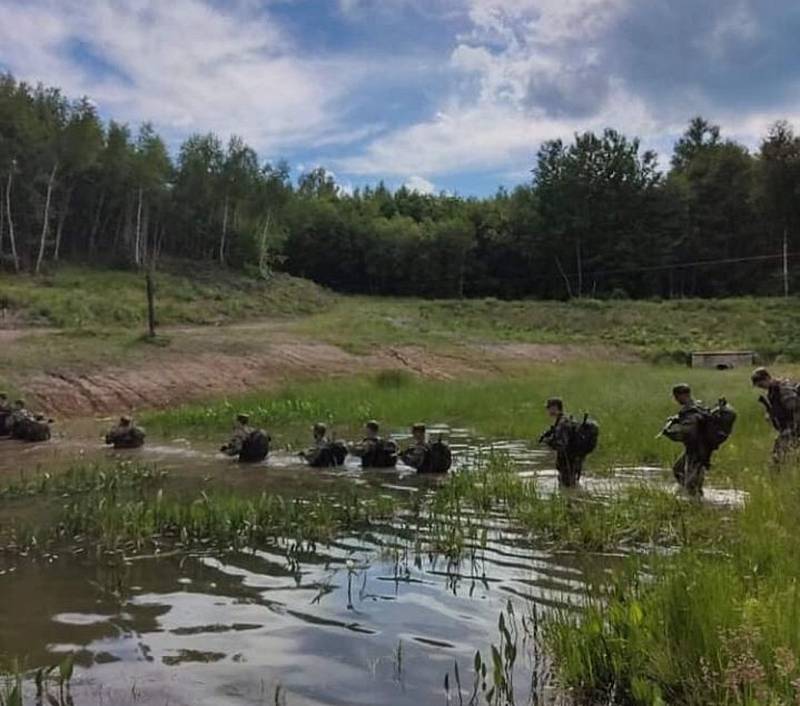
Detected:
left=691, top=351, right=755, bottom=370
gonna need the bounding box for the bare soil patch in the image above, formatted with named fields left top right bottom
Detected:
left=15, top=329, right=636, bottom=417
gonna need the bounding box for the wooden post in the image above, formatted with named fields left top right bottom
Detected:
left=145, top=271, right=156, bottom=338
left=783, top=228, right=790, bottom=299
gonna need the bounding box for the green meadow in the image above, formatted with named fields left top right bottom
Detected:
left=140, top=362, right=783, bottom=474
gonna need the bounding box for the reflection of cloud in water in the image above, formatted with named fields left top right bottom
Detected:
left=1, top=421, right=749, bottom=705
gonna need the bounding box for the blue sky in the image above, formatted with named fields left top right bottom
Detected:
left=2, top=0, right=799, bottom=195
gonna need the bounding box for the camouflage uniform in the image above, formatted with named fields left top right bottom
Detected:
left=663, top=400, right=711, bottom=496
left=105, top=419, right=146, bottom=449
left=350, top=437, right=380, bottom=461
left=222, top=423, right=254, bottom=457
left=542, top=414, right=584, bottom=488
left=0, top=396, right=11, bottom=436
left=26, top=414, right=52, bottom=442
left=302, top=434, right=331, bottom=466
left=400, top=440, right=429, bottom=470
left=766, top=379, right=800, bottom=464
left=350, top=436, right=397, bottom=467
left=9, top=403, right=33, bottom=440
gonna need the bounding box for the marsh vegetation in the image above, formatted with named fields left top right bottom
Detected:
left=1, top=362, right=798, bottom=704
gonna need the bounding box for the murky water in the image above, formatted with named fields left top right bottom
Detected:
left=1, top=521, right=607, bottom=705
left=0, top=425, right=743, bottom=705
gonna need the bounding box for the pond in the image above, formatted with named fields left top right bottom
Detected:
left=0, top=424, right=741, bottom=705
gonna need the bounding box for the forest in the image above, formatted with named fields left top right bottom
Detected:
left=1, top=73, right=799, bottom=299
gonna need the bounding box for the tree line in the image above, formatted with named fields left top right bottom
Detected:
left=1, top=73, right=799, bottom=298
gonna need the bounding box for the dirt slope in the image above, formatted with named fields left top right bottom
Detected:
left=20, top=340, right=633, bottom=417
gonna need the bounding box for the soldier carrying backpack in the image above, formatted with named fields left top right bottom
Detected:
left=221, top=413, right=271, bottom=463
left=538, top=397, right=599, bottom=488
left=659, top=384, right=736, bottom=497
left=400, top=423, right=453, bottom=474
left=301, top=422, right=348, bottom=468
left=349, top=420, right=397, bottom=468
left=105, top=416, right=146, bottom=449
left=751, top=367, right=799, bottom=465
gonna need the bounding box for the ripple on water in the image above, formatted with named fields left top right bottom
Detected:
left=0, top=423, right=745, bottom=705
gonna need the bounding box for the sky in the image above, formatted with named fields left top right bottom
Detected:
left=1, top=0, right=799, bottom=196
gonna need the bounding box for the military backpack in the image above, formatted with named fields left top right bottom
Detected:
left=699, top=399, right=737, bottom=451
left=309, top=441, right=348, bottom=468
left=363, top=438, right=398, bottom=468
left=419, top=437, right=453, bottom=474
left=568, top=414, right=600, bottom=456
left=239, top=429, right=271, bottom=463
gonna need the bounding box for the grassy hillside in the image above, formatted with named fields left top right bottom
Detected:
left=291, top=295, right=800, bottom=360
left=0, top=264, right=333, bottom=329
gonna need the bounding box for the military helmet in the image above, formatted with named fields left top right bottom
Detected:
left=751, top=367, right=771, bottom=385
left=313, top=422, right=327, bottom=434
left=365, top=419, right=380, bottom=432
left=545, top=397, right=563, bottom=411
left=412, top=422, right=426, bottom=433
left=120, top=415, right=132, bottom=425
left=236, top=413, right=250, bottom=424
left=672, top=383, right=691, bottom=396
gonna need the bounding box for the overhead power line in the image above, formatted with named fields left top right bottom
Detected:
left=561, top=251, right=800, bottom=278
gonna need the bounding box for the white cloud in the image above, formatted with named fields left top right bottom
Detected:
left=3, top=0, right=799, bottom=189
left=0, top=0, right=369, bottom=152
left=404, top=175, right=437, bottom=193
left=338, top=0, right=800, bottom=179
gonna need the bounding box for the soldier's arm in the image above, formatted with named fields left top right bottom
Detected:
left=348, top=441, right=367, bottom=457
left=661, top=416, right=687, bottom=442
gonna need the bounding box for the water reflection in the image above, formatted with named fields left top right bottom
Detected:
left=0, top=517, right=608, bottom=705
left=0, top=423, right=744, bottom=705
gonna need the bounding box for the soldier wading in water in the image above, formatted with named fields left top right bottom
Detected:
left=221, top=414, right=271, bottom=463
left=300, top=422, right=347, bottom=468
left=399, top=423, right=453, bottom=474
left=349, top=420, right=398, bottom=468
left=539, top=397, right=599, bottom=488
left=105, top=416, right=146, bottom=449
left=660, top=383, right=736, bottom=497
left=751, top=367, right=800, bottom=465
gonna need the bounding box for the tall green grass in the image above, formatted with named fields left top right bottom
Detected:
left=544, top=462, right=800, bottom=705
left=0, top=264, right=332, bottom=329
left=140, top=362, right=783, bottom=473
left=291, top=295, right=800, bottom=360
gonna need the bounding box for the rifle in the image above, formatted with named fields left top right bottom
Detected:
left=655, top=415, right=678, bottom=440
left=537, top=426, right=555, bottom=445
left=758, top=395, right=781, bottom=431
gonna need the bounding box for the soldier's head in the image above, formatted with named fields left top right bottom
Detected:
left=236, top=413, right=250, bottom=426
left=0, top=392, right=7, bottom=402
left=365, top=420, right=380, bottom=439
left=120, top=415, right=132, bottom=427
left=14, top=399, right=25, bottom=410
left=672, top=384, right=692, bottom=405
left=313, top=422, right=327, bottom=440
left=545, top=397, right=563, bottom=419
left=411, top=422, right=426, bottom=443
left=751, top=367, right=772, bottom=390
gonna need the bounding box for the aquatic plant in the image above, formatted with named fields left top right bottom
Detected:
left=543, top=462, right=800, bottom=705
